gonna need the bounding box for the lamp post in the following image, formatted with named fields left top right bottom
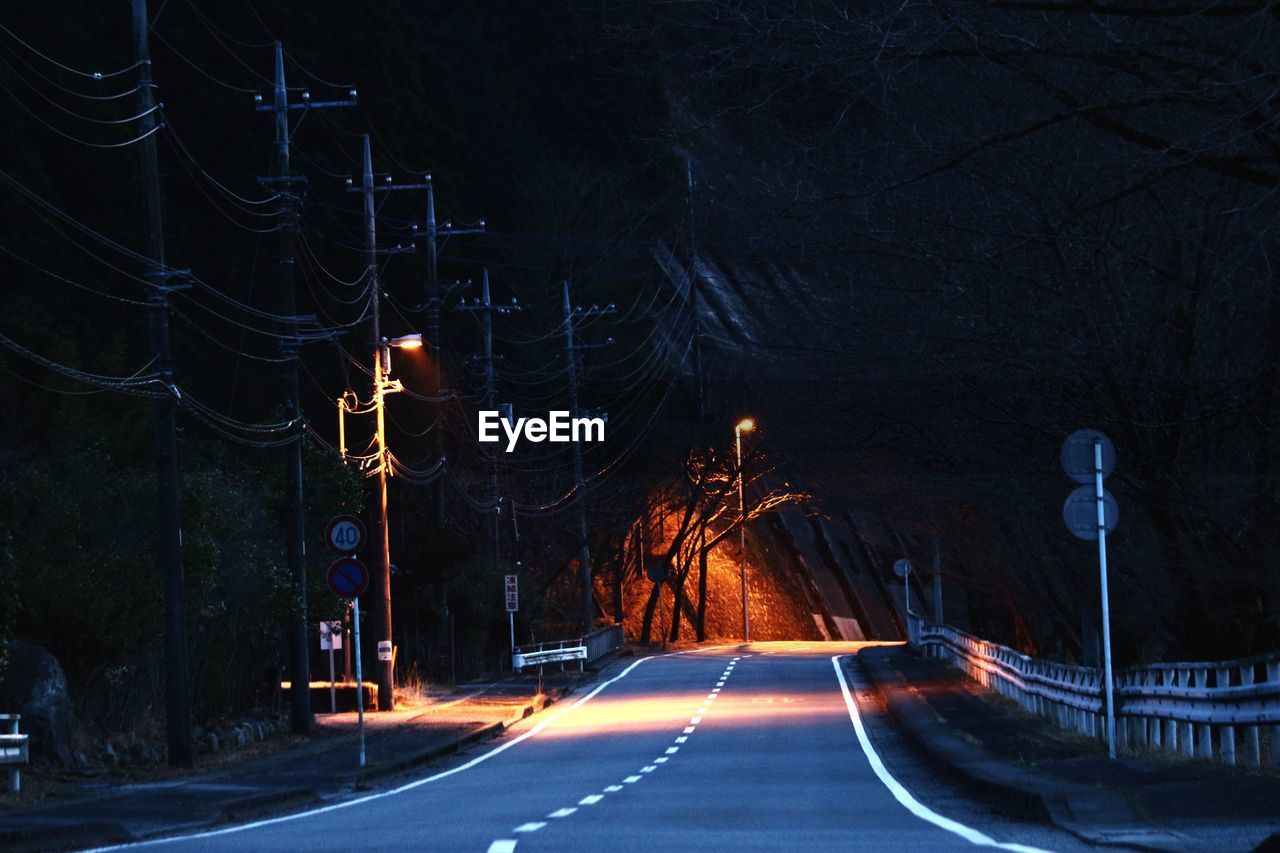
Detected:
left=372, top=333, right=422, bottom=710
left=735, top=418, right=755, bottom=643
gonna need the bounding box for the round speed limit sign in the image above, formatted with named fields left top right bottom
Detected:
left=325, top=515, right=366, bottom=554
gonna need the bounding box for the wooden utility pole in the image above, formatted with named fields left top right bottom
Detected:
left=415, top=186, right=483, bottom=527
left=458, top=269, right=519, bottom=562
left=132, top=0, right=191, bottom=768
left=256, top=43, right=355, bottom=735
left=561, top=281, right=614, bottom=630
left=348, top=137, right=429, bottom=711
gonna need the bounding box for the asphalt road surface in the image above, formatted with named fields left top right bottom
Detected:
left=100, top=643, right=1095, bottom=852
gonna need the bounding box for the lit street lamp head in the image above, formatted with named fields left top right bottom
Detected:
left=737, top=418, right=755, bottom=433
left=386, top=334, right=424, bottom=350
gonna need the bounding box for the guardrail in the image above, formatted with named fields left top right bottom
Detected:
left=0, top=714, right=29, bottom=792
left=513, top=643, right=587, bottom=672
left=910, top=616, right=1280, bottom=768
left=513, top=624, right=625, bottom=673
left=583, top=624, right=624, bottom=663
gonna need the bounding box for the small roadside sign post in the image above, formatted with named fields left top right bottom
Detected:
left=320, top=621, right=343, bottom=714
left=327, top=555, right=369, bottom=768
left=1061, top=429, right=1119, bottom=760
left=505, top=575, right=519, bottom=658
left=893, top=559, right=913, bottom=616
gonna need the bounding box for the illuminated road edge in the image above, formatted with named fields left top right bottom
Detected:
left=831, top=655, right=1052, bottom=853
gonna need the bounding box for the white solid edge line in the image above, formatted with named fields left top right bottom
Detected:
left=831, top=656, right=1054, bottom=853
left=88, top=656, right=658, bottom=850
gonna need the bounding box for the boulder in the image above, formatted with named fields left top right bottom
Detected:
left=0, top=640, right=77, bottom=765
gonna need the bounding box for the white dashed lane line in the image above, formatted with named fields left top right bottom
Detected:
left=490, top=654, right=742, bottom=850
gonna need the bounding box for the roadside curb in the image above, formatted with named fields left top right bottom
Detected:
left=853, top=648, right=1173, bottom=851
left=305, top=681, right=579, bottom=790
left=352, top=721, right=506, bottom=789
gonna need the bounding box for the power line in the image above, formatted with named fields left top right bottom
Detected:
left=0, top=21, right=143, bottom=79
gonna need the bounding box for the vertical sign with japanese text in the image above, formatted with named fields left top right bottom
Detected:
left=504, top=574, right=519, bottom=613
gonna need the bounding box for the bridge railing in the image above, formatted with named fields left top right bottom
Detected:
left=583, top=624, right=625, bottom=663
left=909, top=615, right=1280, bottom=768
left=513, top=624, right=625, bottom=673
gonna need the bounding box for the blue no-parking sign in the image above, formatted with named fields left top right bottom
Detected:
left=327, top=557, right=369, bottom=599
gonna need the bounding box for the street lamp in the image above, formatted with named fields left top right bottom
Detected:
left=735, top=418, right=755, bottom=643
left=372, top=332, right=423, bottom=710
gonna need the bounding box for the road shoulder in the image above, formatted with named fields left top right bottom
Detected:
left=853, top=646, right=1280, bottom=851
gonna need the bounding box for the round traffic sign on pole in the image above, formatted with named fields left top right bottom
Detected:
left=1061, top=429, right=1116, bottom=484
left=325, top=515, right=366, bottom=554
left=1062, top=486, right=1119, bottom=540
left=893, top=559, right=913, bottom=578
left=327, top=557, right=370, bottom=599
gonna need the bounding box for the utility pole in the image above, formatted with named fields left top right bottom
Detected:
left=562, top=281, right=614, bottom=631
left=413, top=186, right=483, bottom=528
left=132, top=0, right=191, bottom=769
left=255, top=43, right=355, bottom=736
left=348, top=137, right=429, bottom=711
left=458, top=268, right=519, bottom=562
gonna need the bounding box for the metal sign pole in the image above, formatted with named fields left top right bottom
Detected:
left=353, top=596, right=366, bottom=768
left=509, top=612, right=515, bottom=659
left=328, top=633, right=337, bottom=715
left=1094, top=439, right=1117, bottom=759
